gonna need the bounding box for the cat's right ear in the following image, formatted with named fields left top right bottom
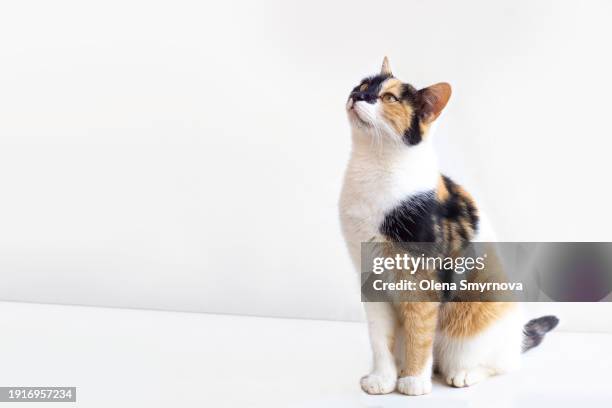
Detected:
left=381, top=56, right=392, bottom=76
left=417, top=83, right=452, bottom=124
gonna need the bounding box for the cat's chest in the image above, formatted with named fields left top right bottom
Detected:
left=340, top=171, right=435, bottom=243
left=339, top=143, right=440, bottom=245
left=339, top=188, right=391, bottom=243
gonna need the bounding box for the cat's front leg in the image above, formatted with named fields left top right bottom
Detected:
left=395, top=302, right=438, bottom=396
left=360, top=302, right=398, bottom=394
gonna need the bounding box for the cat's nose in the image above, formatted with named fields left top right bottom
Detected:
left=353, top=92, right=377, bottom=104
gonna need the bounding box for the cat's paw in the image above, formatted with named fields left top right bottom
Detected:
left=397, top=375, right=432, bottom=396
left=445, top=367, right=491, bottom=388
left=360, top=372, right=396, bottom=394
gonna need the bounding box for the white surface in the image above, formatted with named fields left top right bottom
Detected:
left=0, top=301, right=610, bottom=407
left=1, top=1, right=612, bottom=328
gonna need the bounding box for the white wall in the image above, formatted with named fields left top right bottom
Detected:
left=1, top=0, right=611, bottom=331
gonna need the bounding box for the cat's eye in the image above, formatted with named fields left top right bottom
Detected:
left=359, top=83, right=368, bottom=92
left=382, top=93, right=398, bottom=103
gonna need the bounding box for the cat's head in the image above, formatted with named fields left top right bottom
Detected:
left=346, top=57, right=451, bottom=146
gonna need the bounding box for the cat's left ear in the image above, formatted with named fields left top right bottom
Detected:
left=417, top=83, right=452, bottom=123
left=381, top=56, right=392, bottom=76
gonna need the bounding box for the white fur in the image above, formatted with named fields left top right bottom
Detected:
left=397, top=356, right=433, bottom=396
left=360, top=302, right=398, bottom=394
left=435, top=304, right=523, bottom=388
left=339, top=96, right=523, bottom=395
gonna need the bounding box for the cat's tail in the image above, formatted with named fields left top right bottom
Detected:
left=522, top=315, right=559, bottom=352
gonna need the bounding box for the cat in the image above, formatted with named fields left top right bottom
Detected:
left=338, top=57, right=558, bottom=396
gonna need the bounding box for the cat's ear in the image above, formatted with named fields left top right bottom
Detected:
left=417, top=83, right=452, bottom=123
left=380, top=56, right=392, bottom=76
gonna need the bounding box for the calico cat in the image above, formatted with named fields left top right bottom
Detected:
left=339, top=57, right=558, bottom=396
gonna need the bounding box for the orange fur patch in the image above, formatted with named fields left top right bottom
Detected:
left=439, top=302, right=515, bottom=338
left=395, top=301, right=439, bottom=376
left=436, top=176, right=449, bottom=201
left=378, top=79, right=415, bottom=136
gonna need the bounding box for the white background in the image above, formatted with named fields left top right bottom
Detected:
left=1, top=0, right=611, bottom=331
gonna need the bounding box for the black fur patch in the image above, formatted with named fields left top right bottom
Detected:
left=440, top=175, right=479, bottom=233
left=379, top=192, right=437, bottom=243
left=400, top=83, right=418, bottom=102
left=379, top=175, right=479, bottom=244
left=403, top=112, right=421, bottom=145
left=362, top=74, right=392, bottom=92
left=523, top=315, right=559, bottom=352
left=350, top=74, right=391, bottom=104
left=401, top=84, right=421, bottom=146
